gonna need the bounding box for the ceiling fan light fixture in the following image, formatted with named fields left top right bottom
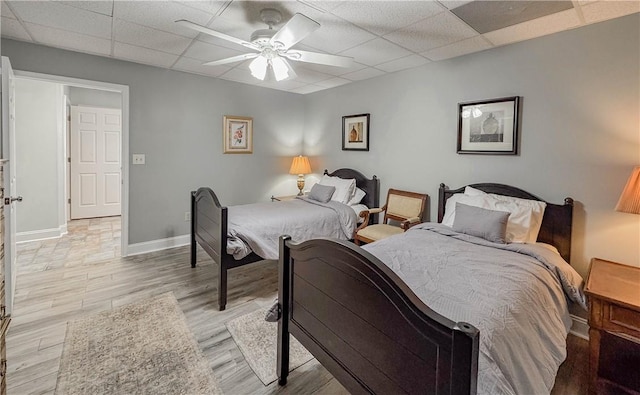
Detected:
left=271, top=57, right=290, bottom=81
left=249, top=56, right=268, bottom=80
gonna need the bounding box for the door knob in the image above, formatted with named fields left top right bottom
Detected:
left=4, top=196, right=23, bottom=205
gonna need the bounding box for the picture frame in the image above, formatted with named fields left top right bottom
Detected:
left=342, top=113, right=370, bottom=151
left=457, top=96, right=520, bottom=155
left=223, top=115, right=253, bottom=154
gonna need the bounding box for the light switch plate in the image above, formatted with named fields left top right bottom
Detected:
left=132, top=154, right=145, bottom=165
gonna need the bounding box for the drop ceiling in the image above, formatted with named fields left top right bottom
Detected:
left=1, top=1, right=638, bottom=94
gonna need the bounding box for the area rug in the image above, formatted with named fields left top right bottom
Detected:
left=55, top=292, right=222, bottom=395
left=226, top=308, right=314, bottom=385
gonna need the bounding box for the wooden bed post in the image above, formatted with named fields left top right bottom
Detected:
left=218, top=207, right=229, bottom=311
left=451, top=322, right=480, bottom=394
left=190, top=191, right=197, bottom=268
left=277, top=235, right=292, bottom=386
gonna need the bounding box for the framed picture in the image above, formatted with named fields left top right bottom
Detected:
left=223, top=115, right=253, bottom=154
left=342, top=113, right=370, bottom=151
left=457, top=96, right=520, bottom=155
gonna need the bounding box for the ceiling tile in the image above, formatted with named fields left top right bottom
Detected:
left=177, top=0, right=230, bottom=16
left=423, top=35, right=492, bottom=61
left=331, top=1, right=445, bottom=36
left=289, top=66, right=333, bottom=83
left=218, top=67, right=264, bottom=84
left=581, top=1, right=640, bottom=24
left=55, top=1, right=114, bottom=17
left=290, top=84, right=327, bottom=94
left=114, top=42, right=180, bottom=68
left=300, top=13, right=377, bottom=54
left=315, top=76, right=351, bottom=88
left=182, top=39, right=245, bottom=62
left=260, top=78, right=307, bottom=92
left=484, top=9, right=581, bottom=46
left=298, top=1, right=344, bottom=12
left=10, top=1, right=112, bottom=38
left=2, top=2, right=17, bottom=19
left=198, top=16, right=261, bottom=52
left=339, top=38, right=413, bottom=66
left=296, top=59, right=367, bottom=77
left=341, top=67, right=386, bottom=81
left=113, top=19, right=193, bottom=56
left=438, top=1, right=474, bottom=10
left=113, top=1, right=213, bottom=38
left=25, top=22, right=111, bottom=56
left=384, top=11, right=477, bottom=52
left=172, top=56, right=232, bottom=77
left=1, top=17, right=32, bottom=41
left=218, top=1, right=324, bottom=25
left=451, top=1, right=574, bottom=34
left=375, top=54, right=430, bottom=73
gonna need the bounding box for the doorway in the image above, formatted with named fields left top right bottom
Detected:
left=12, top=70, right=130, bottom=257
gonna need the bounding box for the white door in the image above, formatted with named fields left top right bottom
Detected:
left=70, top=105, right=121, bottom=219
left=1, top=57, right=19, bottom=315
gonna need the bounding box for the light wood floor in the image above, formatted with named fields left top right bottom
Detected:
left=8, top=220, right=588, bottom=394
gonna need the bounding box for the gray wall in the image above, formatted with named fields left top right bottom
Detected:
left=14, top=78, right=61, bottom=233
left=303, top=14, right=640, bottom=277
left=2, top=39, right=305, bottom=244
left=67, top=86, right=121, bottom=109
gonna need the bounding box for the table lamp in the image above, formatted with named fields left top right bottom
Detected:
left=615, top=166, right=640, bottom=214
left=289, top=156, right=311, bottom=196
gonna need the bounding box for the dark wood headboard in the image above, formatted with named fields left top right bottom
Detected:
left=324, top=168, right=380, bottom=211
left=437, top=183, right=574, bottom=263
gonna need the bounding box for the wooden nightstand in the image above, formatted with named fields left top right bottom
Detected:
left=585, top=258, right=640, bottom=395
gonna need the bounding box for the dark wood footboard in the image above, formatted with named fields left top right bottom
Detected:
left=277, top=236, right=479, bottom=394
left=190, top=188, right=261, bottom=310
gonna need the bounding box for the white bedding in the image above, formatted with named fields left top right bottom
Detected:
left=226, top=197, right=357, bottom=260
left=362, top=223, right=586, bottom=395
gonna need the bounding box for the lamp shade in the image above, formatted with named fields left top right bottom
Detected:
left=615, top=166, right=640, bottom=214
left=289, top=156, right=311, bottom=175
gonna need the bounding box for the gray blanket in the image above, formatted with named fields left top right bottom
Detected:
left=363, top=223, right=586, bottom=395
left=227, top=197, right=357, bottom=260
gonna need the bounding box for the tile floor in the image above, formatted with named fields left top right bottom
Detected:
left=16, top=216, right=121, bottom=273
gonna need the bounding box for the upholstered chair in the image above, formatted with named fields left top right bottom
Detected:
left=354, top=189, right=428, bottom=245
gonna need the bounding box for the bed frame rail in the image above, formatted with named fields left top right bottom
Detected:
left=277, top=236, right=479, bottom=394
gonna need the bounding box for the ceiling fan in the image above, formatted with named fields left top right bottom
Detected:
left=176, top=9, right=353, bottom=82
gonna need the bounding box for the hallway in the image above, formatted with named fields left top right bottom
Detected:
left=16, top=216, right=121, bottom=273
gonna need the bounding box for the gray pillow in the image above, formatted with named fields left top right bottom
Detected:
left=453, top=203, right=510, bottom=244
left=308, top=184, right=336, bottom=203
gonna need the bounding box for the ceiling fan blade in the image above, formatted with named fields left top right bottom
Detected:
left=203, top=53, right=259, bottom=67
left=281, top=58, right=298, bottom=80
left=283, top=50, right=353, bottom=68
left=176, top=19, right=259, bottom=51
left=269, top=13, right=320, bottom=50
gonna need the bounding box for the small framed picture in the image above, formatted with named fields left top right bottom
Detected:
left=342, top=113, right=370, bottom=151
left=223, top=115, right=253, bottom=154
left=457, top=97, right=520, bottom=155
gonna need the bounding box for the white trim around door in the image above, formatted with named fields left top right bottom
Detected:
left=14, top=70, right=131, bottom=257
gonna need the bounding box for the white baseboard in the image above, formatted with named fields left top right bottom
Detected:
left=17, top=224, right=68, bottom=243
left=569, top=314, right=589, bottom=340
left=126, top=234, right=190, bottom=256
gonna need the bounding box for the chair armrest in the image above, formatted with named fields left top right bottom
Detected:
left=355, top=210, right=371, bottom=233
left=368, top=207, right=384, bottom=214
left=400, top=217, right=422, bottom=230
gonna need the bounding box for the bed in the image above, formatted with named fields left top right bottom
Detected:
left=277, top=183, right=584, bottom=394
left=190, top=168, right=379, bottom=311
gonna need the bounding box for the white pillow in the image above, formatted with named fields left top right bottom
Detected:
left=462, top=186, right=547, bottom=243
left=488, top=194, right=546, bottom=242
left=442, top=194, right=491, bottom=227
left=443, top=192, right=536, bottom=243
left=464, top=186, right=485, bottom=196
left=348, top=187, right=366, bottom=206
left=319, top=175, right=356, bottom=204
